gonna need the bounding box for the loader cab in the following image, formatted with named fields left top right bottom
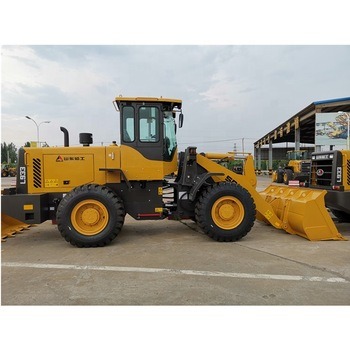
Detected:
left=287, top=150, right=310, bottom=161
left=114, top=97, right=182, bottom=163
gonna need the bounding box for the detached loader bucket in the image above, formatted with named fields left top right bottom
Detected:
left=258, top=185, right=346, bottom=241
left=1, top=214, right=31, bottom=240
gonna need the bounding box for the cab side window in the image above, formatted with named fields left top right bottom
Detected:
left=122, top=106, right=135, bottom=142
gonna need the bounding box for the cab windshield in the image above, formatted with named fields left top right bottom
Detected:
left=288, top=151, right=309, bottom=160
left=163, top=113, right=177, bottom=160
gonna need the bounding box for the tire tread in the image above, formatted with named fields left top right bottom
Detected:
left=195, top=182, right=256, bottom=242
left=57, top=184, right=125, bottom=247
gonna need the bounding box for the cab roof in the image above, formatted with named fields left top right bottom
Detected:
left=114, top=96, right=182, bottom=110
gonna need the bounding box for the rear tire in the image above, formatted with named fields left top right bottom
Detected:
left=195, top=182, right=256, bottom=242
left=57, top=184, right=125, bottom=247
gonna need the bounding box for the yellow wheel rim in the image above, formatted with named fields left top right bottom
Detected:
left=283, top=173, right=288, bottom=183
left=71, top=199, right=109, bottom=236
left=272, top=171, right=277, bottom=182
left=211, top=196, right=244, bottom=230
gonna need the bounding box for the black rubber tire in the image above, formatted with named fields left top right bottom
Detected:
left=330, top=209, right=350, bottom=223
left=57, top=184, right=125, bottom=247
left=276, top=169, right=284, bottom=183
left=195, top=182, right=256, bottom=242
left=283, top=169, right=293, bottom=185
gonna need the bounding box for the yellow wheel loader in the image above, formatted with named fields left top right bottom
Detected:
left=272, top=150, right=311, bottom=185
left=1, top=96, right=346, bottom=246
left=1, top=164, right=16, bottom=177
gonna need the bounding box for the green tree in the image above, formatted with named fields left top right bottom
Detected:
left=1, top=142, right=18, bottom=164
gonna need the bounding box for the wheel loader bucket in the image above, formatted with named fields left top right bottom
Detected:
left=258, top=185, right=346, bottom=241
left=1, top=214, right=31, bottom=240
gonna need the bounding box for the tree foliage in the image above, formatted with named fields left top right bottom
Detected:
left=1, top=142, right=18, bottom=164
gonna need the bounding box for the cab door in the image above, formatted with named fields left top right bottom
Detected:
left=120, top=103, right=164, bottom=180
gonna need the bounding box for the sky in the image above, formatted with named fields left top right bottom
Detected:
left=2, top=45, right=350, bottom=155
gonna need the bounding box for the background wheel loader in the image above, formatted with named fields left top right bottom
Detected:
left=1, top=164, right=17, bottom=177
left=1, top=96, right=345, bottom=246
left=272, top=150, right=311, bottom=185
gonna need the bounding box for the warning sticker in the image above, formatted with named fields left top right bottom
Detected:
left=45, top=179, right=59, bottom=188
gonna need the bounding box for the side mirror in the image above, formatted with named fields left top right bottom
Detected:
left=179, top=113, right=184, bottom=128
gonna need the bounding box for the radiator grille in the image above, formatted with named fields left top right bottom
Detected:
left=301, top=161, right=311, bottom=173
left=311, top=159, right=333, bottom=187
left=33, top=158, right=42, bottom=188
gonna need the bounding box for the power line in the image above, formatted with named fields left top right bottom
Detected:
left=178, top=137, right=257, bottom=145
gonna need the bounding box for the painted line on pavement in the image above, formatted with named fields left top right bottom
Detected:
left=2, top=262, right=349, bottom=284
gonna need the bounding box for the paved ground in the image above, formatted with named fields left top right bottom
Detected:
left=1, top=176, right=350, bottom=305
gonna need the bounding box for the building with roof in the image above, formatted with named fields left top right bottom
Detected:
left=254, top=97, right=350, bottom=170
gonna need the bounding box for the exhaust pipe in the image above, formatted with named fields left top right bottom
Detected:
left=60, top=127, right=69, bottom=147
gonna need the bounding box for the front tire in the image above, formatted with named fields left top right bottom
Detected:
left=272, top=171, right=278, bottom=182
left=57, top=184, right=125, bottom=247
left=276, top=169, right=284, bottom=183
left=195, top=182, right=256, bottom=242
left=283, top=169, right=293, bottom=185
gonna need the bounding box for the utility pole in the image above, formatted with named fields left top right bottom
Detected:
left=25, top=116, right=51, bottom=147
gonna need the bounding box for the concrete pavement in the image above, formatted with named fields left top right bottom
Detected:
left=1, top=176, right=350, bottom=305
